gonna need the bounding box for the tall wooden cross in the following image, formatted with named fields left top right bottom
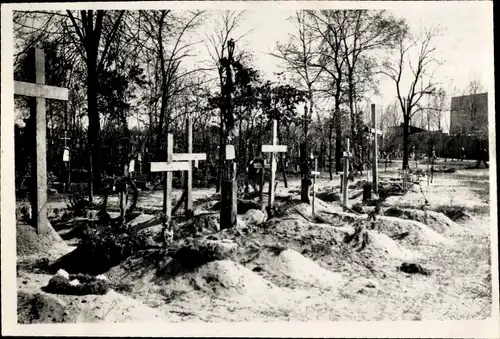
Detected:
left=261, top=119, right=287, bottom=209
left=14, top=48, right=69, bottom=234
left=370, top=104, right=383, bottom=194
left=174, top=118, right=207, bottom=217
left=342, top=138, right=352, bottom=205
left=310, top=156, right=320, bottom=215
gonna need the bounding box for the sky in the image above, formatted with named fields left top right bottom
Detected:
left=10, top=2, right=494, bottom=131
left=235, top=3, right=494, bottom=107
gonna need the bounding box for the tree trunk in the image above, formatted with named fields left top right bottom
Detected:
left=328, top=116, right=334, bottom=180
left=86, top=52, right=100, bottom=201
left=403, top=114, right=410, bottom=170
left=301, top=97, right=312, bottom=203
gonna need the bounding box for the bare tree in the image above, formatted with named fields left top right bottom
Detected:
left=139, top=10, right=205, bottom=158
left=204, top=10, right=250, bottom=193
left=305, top=10, right=349, bottom=175
left=273, top=10, right=323, bottom=200
left=381, top=26, right=441, bottom=169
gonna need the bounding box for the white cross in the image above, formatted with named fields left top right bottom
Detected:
left=150, top=133, right=206, bottom=218
left=261, top=119, right=287, bottom=209
left=14, top=48, right=69, bottom=234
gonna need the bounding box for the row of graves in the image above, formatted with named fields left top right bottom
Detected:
left=16, top=47, right=438, bottom=241
left=15, top=48, right=455, bottom=304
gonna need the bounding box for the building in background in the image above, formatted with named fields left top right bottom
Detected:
left=449, top=92, right=488, bottom=138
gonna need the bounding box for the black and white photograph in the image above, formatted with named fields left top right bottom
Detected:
left=1, top=1, right=498, bottom=337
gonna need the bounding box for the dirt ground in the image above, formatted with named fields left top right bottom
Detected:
left=16, top=159, right=494, bottom=323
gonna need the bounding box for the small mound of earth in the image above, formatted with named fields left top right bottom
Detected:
left=434, top=206, right=474, bottom=222
left=17, top=273, right=168, bottom=324
left=383, top=207, right=463, bottom=233
left=17, top=222, right=71, bottom=260
left=303, top=210, right=454, bottom=247
left=239, top=209, right=267, bottom=226
left=377, top=215, right=455, bottom=247
left=270, top=249, right=343, bottom=289
left=316, top=191, right=341, bottom=202
left=166, top=260, right=284, bottom=304
left=368, top=232, right=424, bottom=261
left=276, top=198, right=343, bottom=219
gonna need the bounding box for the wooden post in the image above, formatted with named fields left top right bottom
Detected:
left=14, top=48, right=69, bottom=234
left=185, top=118, right=193, bottom=218
left=342, top=138, right=350, bottom=205
left=269, top=120, right=277, bottom=209
left=61, top=131, right=71, bottom=192
left=220, top=145, right=237, bottom=229
left=259, top=162, right=265, bottom=209
left=119, top=163, right=129, bottom=224
left=164, top=134, right=173, bottom=217
left=311, top=158, right=320, bottom=215
left=371, top=104, right=379, bottom=194
left=261, top=119, right=287, bottom=211
left=254, top=161, right=270, bottom=210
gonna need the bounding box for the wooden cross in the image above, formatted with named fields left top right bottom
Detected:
left=261, top=119, right=287, bottom=209
left=150, top=134, right=191, bottom=219
left=310, top=156, right=320, bottom=215
left=14, top=48, right=69, bottom=234
left=341, top=138, right=352, bottom=205
left=370, top=104, right=383, bottom=194
left=175, top=118, right=207, bottom=217
left=60, top=131, right=71, bottom=162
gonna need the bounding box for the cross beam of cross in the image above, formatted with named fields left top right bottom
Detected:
left=261, top=119, right=287, bottom=209
left=14, top=48, right=69, bottom=234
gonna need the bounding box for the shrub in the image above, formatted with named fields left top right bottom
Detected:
left=80, top=224, right=149, bottom=268
left=44, top=273, right=110, bottom=295
left=66, top=191, right=101, bottom=217
left=171, top=241, right=226, bottom=270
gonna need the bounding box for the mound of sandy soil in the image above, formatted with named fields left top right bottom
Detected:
left=384, top=207, right=463, bottom=233
left=161, top=260, right=286, bottom=307
left=239, top=209, right=267, bottom=226
left=17, top=273, right=168, bottom=324
left=17, top=222, right=71, bottom=261
left=316, top=190, right=341, bottom=202
left=376, top=215, right=455, bottom=247
left=270, top=249, right=343, bottom=289
left=311, top=209, right=454, bottom=247
left=368, top=232, right=424, bottom=261
left=276, top=198, right=343, bottom=220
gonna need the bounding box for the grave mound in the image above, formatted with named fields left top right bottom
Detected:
left=434, top=205, right=474, bottom=222
left=376, top=215, right=454, bottom=246
left=165, top=260, right=283, bottom=302
left=17, top=222, right=70, bottom=260
left=306, top=210, right=454, bottom=247
left=384, top=207, right=463, bottom=233
left=18, top=287, right=167, bottom=324
left=368, top=232, right=424, bottom=261
left=269, top=249, right=343, bottom=289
